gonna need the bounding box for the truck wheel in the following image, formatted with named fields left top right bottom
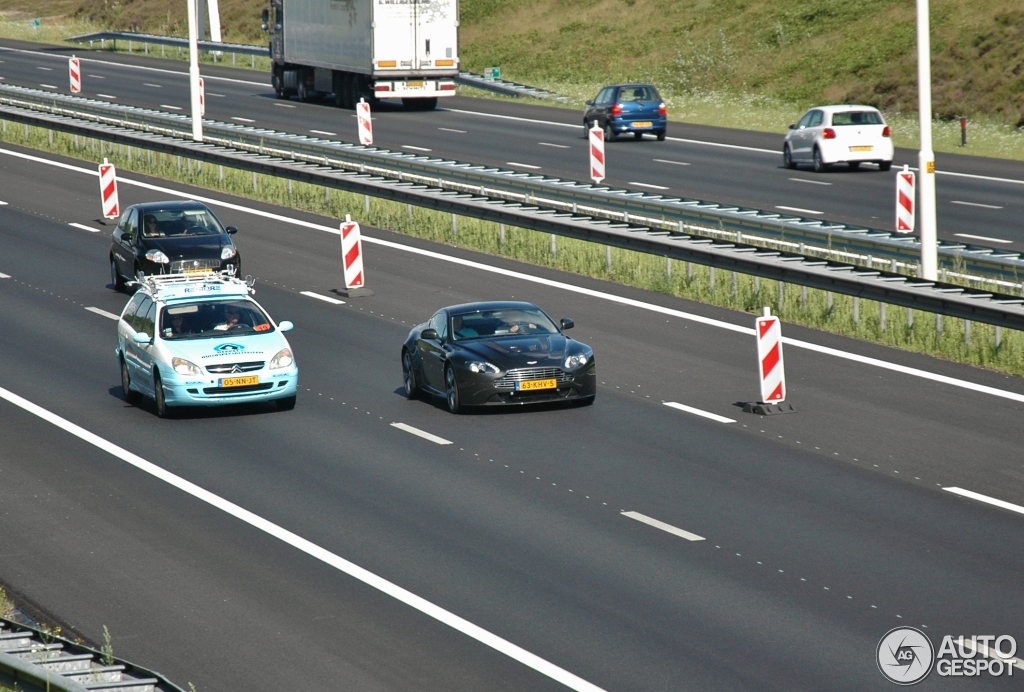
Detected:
left=272, top=72, right=285, bottom=99
left=297, top=78, right=310, bottom=103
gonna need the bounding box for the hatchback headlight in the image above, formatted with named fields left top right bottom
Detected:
left=270, top=348, right=294, bottom=370
left=564, top=353, right=589, bottom=369
left=467, top=361, right=500, bottom=374
left=145, top=249, right=170, bottom=264
left=172, top=357, right=202, bottom=376
left=221, top=246, right=237, bottom=260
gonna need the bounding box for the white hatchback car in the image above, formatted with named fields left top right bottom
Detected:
left=783, top=105, right=893, bottom=172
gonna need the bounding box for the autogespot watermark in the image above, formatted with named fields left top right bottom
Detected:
left=877, top=627, right=1019, bottom=685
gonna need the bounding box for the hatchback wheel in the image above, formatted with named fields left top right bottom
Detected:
left=848, top=161, right=861, bottom=171
left=111, top=258, right=125, bottom=292
left=604, top=121, right=616, bottom=142
left=634, top=132, right=643, bottom=140
left=783, top=145, right=796, bottom=170
left=812, top=147, right=828, bottom=173
left=879, top=161, right=892, bottom=172
left=444, top=366, right=462, bottom=414
left=656, top=129, right=666, bottom=142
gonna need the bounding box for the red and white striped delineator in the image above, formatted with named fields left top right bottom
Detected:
left=895, top=164, right=915, bottom=233
left=755, top=307, right=786, bottom=404
left=356, top=98, right=373, bottom=146
left=589, top=122, right=605, bottom=184
left=198, top=76, right=205, bottom=117
left=340, top=214, right=365, bottom=289
left=98, top=158, right=119, bottom=219
left=68, top=56, right=81, bottom=94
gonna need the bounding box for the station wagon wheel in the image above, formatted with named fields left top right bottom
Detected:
left=444, top=366, right=461, bottom=414
left=783, top=145, right=795, bottom=170
left=154, top=370, right=173, bottom=419
left=402, top=351, right=418, bottom=399
left=110, top=258, right=125, bottom=292
left=276, top=395, right=296, bottom=411
left=120, top=357, right=140, bottom=404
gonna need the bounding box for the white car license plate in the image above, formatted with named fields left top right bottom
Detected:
left=850, top=145, right=873, bottom=152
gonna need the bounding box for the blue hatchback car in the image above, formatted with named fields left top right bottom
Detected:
left=584, top=84, right=667, bottom=141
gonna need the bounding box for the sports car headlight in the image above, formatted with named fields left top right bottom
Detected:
left=270, top=348, right=293, bottom=370
left=467, top=361, right=500, bottom=374
left=564, top=353, right=589, bottom=369
left=171, top=357, right=202, bottom=376
left=145, top=249, right=170, bottom=264
left=221, top=246, right=237, bottom=260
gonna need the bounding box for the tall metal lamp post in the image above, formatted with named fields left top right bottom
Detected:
left=917, top=0, right=937, bottom=280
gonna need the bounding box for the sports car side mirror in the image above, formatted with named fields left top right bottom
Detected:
left=560, top=318, right=574, bottom=330
left=421, top=328, right=439, bottom=340
left=226, top=226, right=238, bottom=234
left=278, top=320, right=293, bottom=332
left=133, top=332, right=152, bottom=344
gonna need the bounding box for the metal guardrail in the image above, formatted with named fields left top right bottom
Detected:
left=2, top=81, right=1020, bottom=291
left=0, top=616, right=186, bottom=692
left=454, top=71, right=566, bottom=101
left=3, top=87, right=1024, bottom=330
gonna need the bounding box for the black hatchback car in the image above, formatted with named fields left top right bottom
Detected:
left=584, top=84, right=667, bottom=141
left=109, top=201, right=240, bottom=292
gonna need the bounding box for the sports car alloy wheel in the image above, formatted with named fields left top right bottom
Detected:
left=121, top=358, right=140, bottom=404
left=445, top=366, right=461, bottom=414
left=402, top=352, right=418, bottom=399
left=783, top=145, right=795, bottom=170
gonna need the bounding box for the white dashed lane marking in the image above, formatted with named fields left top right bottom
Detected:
left=663, top=401, right=736, bottom=423
left=402, top=145, right=432, bottom=152
left=300, top=291, right=345, bottom=305
left=622, top=511, right=705, bottom=542
left=160, top=104, right=182, bottom=111
left=0, top=272, right=10, bottom=279
left=36, top=66, right=52, bottom=71
left=390, top=422, right=452, bottom=446
left=85, top=306, right=120, bottom=320
left=653, top=158, right=690, bottom=166
left=231, top=117, right=256, bottom=123
left=274, top=103, right=296, bottom=108
left=944, top=487, right=1024, bottom=516
left=951, top=200, right=1003, bottom=210
left=955, top=233, right=1012, bottom=244
left=776, top=205, right=823, bottom=215
left=96, top=94, right=117, bottom=99
left=68, top=222, right=100, bottom=233
left=438, top=127, right=466, bottom=133
left=788, top=177, right=832, bottom=186
left=630, top=182, right=669, bottom=191
left=310, top=129, right=336, bottom=137
left=0, top=200, right=7, bottom=205
left=538, top=142, right=570, bottom=149
left=507, top=162, right=541, bottom=170
left=143, top=83, right=162, bottom=88
left=39, top=84, right=57, bottom=89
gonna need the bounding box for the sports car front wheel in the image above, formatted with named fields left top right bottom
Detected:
left=402, top=351, right=419, bottom=400
left=445, top=366, right=461, bottom=414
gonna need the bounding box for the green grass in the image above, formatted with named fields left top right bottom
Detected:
left=4, top=119, right=1024, bottom=377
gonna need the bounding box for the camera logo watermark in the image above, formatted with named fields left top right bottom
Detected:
left=877, top=627, right=934, bottom=685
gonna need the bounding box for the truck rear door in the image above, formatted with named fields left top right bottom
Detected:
left=415, top=0, right=458, bottom=72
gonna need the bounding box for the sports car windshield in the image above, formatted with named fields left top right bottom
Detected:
left=142, top=208, right=225, bottom=238
left=160, top=300, right=274, bottom=340
left=451, top=308, right=559, bottom=341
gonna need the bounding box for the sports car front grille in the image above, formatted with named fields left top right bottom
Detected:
left=493, top=367, right=573, bottom=388
left=206, top=361, right=265, bottom=374
left=170, top=258, right=220, bottom=272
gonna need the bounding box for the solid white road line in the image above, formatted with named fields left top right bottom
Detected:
left=622, top=511, right=705, bottom=542
left=390, top=422, right=453, bottom=446
left=310, top=129, right=336, bottom=137
left=653, top=158, right=690, bottom=166
left=96, top=94, right=117, bottom=99
left=630, top=182, right=669, bottom=191
left=39, top=84, right=57, bottom=89
left=0, top=384, right=604, bottom=692
left=160, top=105, right=182, bottom=111
left=438, top=127, right=466, bottom=133
left=950, top=200, right=1003, bottom=210
left=143, top=83, right=162, bottom=88
left=68, top=222, right=100, bottom=233
left=231, top=117, right=256, bottom=123
left=539, top=142, right=570, bottom=149
left=943, top=487, right=1024, bottom=516
left=788, top=177, right=832, bottom=186
left=402, top=145, right=432, bottom=152
left=663, top=402, right=736, bottom=423
left=85, top=306, right=120, bottom=320
left=507, top=162, right=541, bottom=170
left=776, top=205, right=824, bottom=215
left=955, top=233, right=1013, bottom=244
left=300, top=290, right=345, bottom=305
left=8, top=147, right=1024, bottom=405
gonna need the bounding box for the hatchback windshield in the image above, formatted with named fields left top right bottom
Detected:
left=830, top=111, right=884, bottom=126
left=451, top=308, right=559, bottom=341
left=142, top=208, right=226, bottom=238
left=160, top=300, right=274, bottom=340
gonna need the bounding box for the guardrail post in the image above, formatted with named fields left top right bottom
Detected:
left=732, top=271, right=737, bottom=299
left=995, top=325, right=1002, bottom=349
left=325, top=187, right=330, bottom=204
left=880, top=303, right=887, bottom=331
left=753, top=275, right=759, bottom=295
left=935, top=312, right=942, bottom=339
left=853, top=296, right=859, bottom=324
left=907, top=307, right=914, bottom=329
left=452, top=213, right=457, bottom=237
left=801, top=284, right=807, bottom=309
left=666, top=257, right=672, bottom=282
left=252, top=171, right=257, bottom=191
left=365, top=195, right=370, bottom=213
left=826, top=291, right=833, bottom=314
left=550, top=233, right=556, bottom=256
left=499, top=223, right=505, bottom=246
left=709, top=267, right=716, bottom=293
left=777, top=281, right=784, bottom=310
left=287, top=179, right=292, bottom=196
left=606, top=245, right=612, bottom=271
left=964, top=319, right=971, bottom=346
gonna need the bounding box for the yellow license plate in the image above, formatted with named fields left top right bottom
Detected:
left=632, top=121, right=652, bottom=128
left=182, top=268, right=212, bottom=276
left=516, top=378, right=557, bottom=391
left=221, top=376, right=259, bottom=388
left=850, top=145, right=873, bottom=152
left=407, top=81, right=424, bottom=87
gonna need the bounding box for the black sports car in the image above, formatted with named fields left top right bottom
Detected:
left=109, top=200, right=240, bottom=292
left=401, top=301, right=596, bottom=412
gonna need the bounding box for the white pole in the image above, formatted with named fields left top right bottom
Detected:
left=916, top=0, right=937, bottom=280
left=207, top=0, right=223, bottom=49
left=187, top=0, right=204, bottom=142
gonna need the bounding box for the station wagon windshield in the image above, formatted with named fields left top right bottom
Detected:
left=159, top=300, right=274, bottom=340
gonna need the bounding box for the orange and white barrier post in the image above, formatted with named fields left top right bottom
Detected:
left=589, top=121, right=605, bottom=184
left=356, top=98, right=373, bottom=145
left=743, top=307, right=795, bottom=415
left=341, top=214, right=365, bottom=289
left=98, top=158, right=119, bottom=219
left=68, top=55, right=81, bottom=94
left=895, top=165, right=915, bottom=233
left=198, top=76, right=205, bottom=117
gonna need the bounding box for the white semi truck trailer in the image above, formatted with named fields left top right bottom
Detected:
left=262, top=0, right=459, bottom=111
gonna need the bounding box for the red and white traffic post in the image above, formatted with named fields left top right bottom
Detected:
left=744, top=307, right=794, bottom=415
left=198, top=76, right=205, bottom=117
left=68, top=55, right=81, bottom=94
left=98, top=158, right=119, bottom=219
left=589, top=121, right=605, bottom=184
left=338, top=214, right=372, bottom=296
left=356, top=98, right=373, bottom=145
left=895, top=164, right=915, bottom=233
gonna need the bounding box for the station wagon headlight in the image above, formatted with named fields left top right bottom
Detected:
left=564, top=353, right=588, bottom=369
left=221, top=246, right=237, bottom=260
left=468, top=361, right=499, bottom=374
left=145, top=249, right=170, bottom=264
left=270, top=348, right=293, bottom=370
left=172, top=357, right=202, bottom=376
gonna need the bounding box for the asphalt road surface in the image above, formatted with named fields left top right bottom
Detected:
left=1, top=37, right=1024, bottom=252
left=1, top=107, right=1023, bottom=688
